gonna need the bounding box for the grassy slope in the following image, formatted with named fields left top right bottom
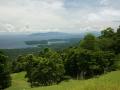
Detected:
left=6, top=71, right=120, bottom=90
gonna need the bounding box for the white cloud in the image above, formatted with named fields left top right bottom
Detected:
left=0, top=0, right=120, bottom=33
left=87, top=8, right=120, bottom=28
left=5, top=24, right=15, bottom=32
left=0, top=0, right=68, bottom=32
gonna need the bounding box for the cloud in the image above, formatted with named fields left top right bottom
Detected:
left=100, top=0, right=109, bottom=5
left=0, top=0, right=120, bottom=33
left=87, top=8, right=120, bottom=21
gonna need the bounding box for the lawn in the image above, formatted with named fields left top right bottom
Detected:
left=6, top=71, right=120, bottom=90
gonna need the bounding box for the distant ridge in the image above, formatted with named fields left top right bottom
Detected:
left=30, top=31, right=100, bottom=38
left=30, top=32, right=73, bottom=36
left=0, top=31, right=100, bottom=49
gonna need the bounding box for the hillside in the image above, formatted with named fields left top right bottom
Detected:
left=6, top=71, right=120, bottom=90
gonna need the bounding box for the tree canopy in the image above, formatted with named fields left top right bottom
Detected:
left=0, top=51, right=11, bottom=89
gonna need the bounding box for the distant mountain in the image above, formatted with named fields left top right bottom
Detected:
left=30, top=31, right=100, bottom=37
left=30, top=32, right=71, bottom=36
left=30, top=31, right=100, bottom=39
left=0, top=31, right=100, bottom=49
left=29, top=32, right=83, bottom=40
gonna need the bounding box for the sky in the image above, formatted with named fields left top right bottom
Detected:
left=0, top=0, right=120, bottom=33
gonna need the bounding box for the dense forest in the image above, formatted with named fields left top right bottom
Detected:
left=0, top=26, right=120, bottom=89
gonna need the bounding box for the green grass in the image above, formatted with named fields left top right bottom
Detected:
left=6, top=71, right=120, bottom=90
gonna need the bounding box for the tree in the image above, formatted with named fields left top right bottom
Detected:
left=64, top=47, right=116, bottom=79
left=92, top=51, right=115, bottom=73
left=117, top=26, right=120, bottom=34
left=114, top=54, right=120, bottom=69
left=113, top=26, right=120, bottom=54
left=12, top=55, right=26, bottom=73
left=99, top=26, right=120, bottom=54
left=98, top=27, right=115, bottom=52
left=64, top=47, right=94, bottom=79
left=98, top=38, right=114, bottom=51
left=80, top=34, right=99, bottom=51
left=25, top=49, right=65, bottom=86
left=0, top=52, right=11, bottom=90
left=25, top=54, right=35, bottom=87
left=101, top=27, right=115, bottom=38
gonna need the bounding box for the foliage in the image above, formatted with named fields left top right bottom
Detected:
left=113, top=26, right=120, bottom=54
left=25, top=49, right=65, bottom=87
left=12, top=55, right=27, bottom=73
left=99, top=26, right=120, bottom=54
left=0, top=51, right=11, bottom=89
left=101, top=27, right=115, bottom=38
left=64, top=47, right=115, bottom=79
left=80, top=34, right=99, bottom=50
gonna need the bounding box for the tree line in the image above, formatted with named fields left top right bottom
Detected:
left=0, top=26, right=120, bottom=89
left=0, top=51, right=11, bottom=90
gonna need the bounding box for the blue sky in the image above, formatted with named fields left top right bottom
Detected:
left=0, top=0, right=120, bottom=33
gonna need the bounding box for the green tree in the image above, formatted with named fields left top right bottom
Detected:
left=25, top=49, right=65, bottom=86
left=12, top=55, right=26, bottom=73
left=99, top=38, right=114, bottom=51
left=101, top=27, right=115, bottom=38
left=99, top=27, right=115, bottom=52
left=92, top=51, right=115, bottom=73
left=25, top=54, right=35, bottom=87
left=0, top=52, right=11, bottom=90
left=113, top=26, right=120, bottom=54
left=80, top=34, right=99, bottom=50
left=64, top=47, right=116, bottom=79
left=65, top=47, right=94, bottom=79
